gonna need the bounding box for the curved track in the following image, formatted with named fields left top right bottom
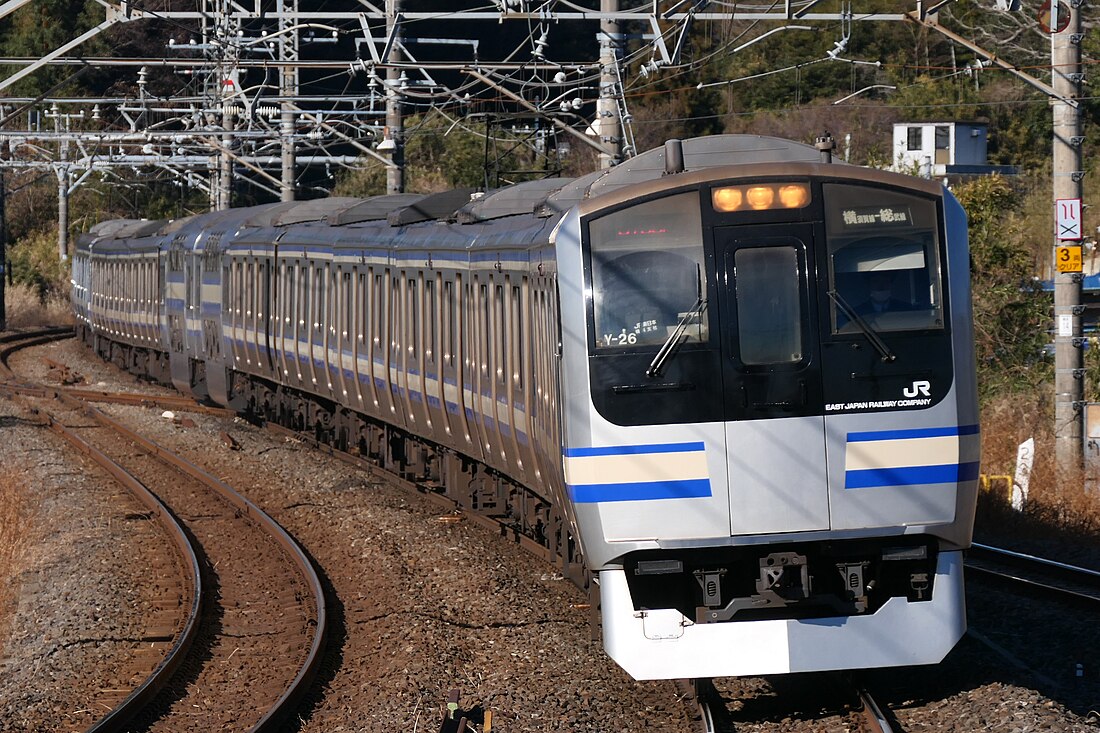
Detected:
left=0, top=328, right=328, bottom=732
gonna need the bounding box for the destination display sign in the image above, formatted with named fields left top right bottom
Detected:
left=839, top=206, right=913, bottom=228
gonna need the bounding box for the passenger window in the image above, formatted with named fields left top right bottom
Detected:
left=734, top=246, right=803, bottom=365
left=825, top=184, right=944, bottom=334
left=587, top=191, right=707, bottom=350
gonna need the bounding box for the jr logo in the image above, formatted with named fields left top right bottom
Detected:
left=903, top=380, right=931, bottom=398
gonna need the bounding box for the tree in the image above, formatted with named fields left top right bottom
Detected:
left=954, top=174, right=1051, bottom=400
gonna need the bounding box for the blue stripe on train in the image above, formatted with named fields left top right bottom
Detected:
left=563, top=441, right=705, bottom=458
left=569, top=478, right=713, bottom=503
left=846, top=425, right=980, bottom=442
left=845, top=461, right=981, bottom=489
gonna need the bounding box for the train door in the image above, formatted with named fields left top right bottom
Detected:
left=240, top=259, right=254, bottom=368
left=307, top=263, right=323, bottom=392
left=186, top=244, right=202, bottom=355
left=421, top=274, right=440, bottom=437
left=466, top=277, right=490, bottom=461
left=362, top=269, right=382, bottom=413
left=334, top=267, right=351, bottom=405
left=259, top=255, right=275, bottom=376
left=436, top=275, right=458, bottom=444
left=225, top=258, right=240, bottom=368
left=713, top=224, right=830, bottom=535
left=450, top=274, right=482, bottom=460
left=275, top=257, right=291, bottom=386
left=381, top=270, right=402, bottom=423
left=399, top=273, right=424, bottom=434
left=351, top=269, right=366, bottom=412
left=294, top=259, right=308, bottom=390
left=247, top=258, right=262, bottom=372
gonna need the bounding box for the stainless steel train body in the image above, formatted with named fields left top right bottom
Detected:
left=72, top=135, right=979, bottom=681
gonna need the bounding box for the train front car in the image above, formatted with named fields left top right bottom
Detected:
left=554, top=136, right=978, bottom=680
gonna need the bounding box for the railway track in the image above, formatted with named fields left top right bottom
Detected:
left=965, top=542, right=1100, bottom=608
left=0, top=328, right=328, bottom=732
left=5, top=327, right=901, bottom=731
left=682, top=674, right=898, bottom=733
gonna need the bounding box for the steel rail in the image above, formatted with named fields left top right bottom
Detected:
left=970, top=542, right=1100, bottom=582
left=0, top=326, right=75, bottom=344
left=61, top=387, right=238, bottom=416
left=40, top=411, right=205, bottom=733
left=1, top=330, right=328, bottom=731
left=61, top=395, right=329, bottom=732
left=965, top=542, right=1100, bottom=607
left=0, top=327, right=75, bottom=376
left=0, top=328, right=203, bottom=732
left=856, top=686, right=895, bottom=733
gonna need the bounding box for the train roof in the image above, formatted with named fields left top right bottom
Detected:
left=85, top=219, right=167, bottom=240
left=587, top=135, right=827, bottom=199
left=80, top=135, right=872, bottom=247
left=243, top=197, right=362, bottom=227
left=386, top=188, right=480, bottom=225
left=326, top=193, right=426, bottom=224
left=456, top=178, right=574, bottom=223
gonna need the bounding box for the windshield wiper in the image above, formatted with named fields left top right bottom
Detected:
left=647, top=296, right=708, bottom=378
left=828, top=289, right=896, bottom=362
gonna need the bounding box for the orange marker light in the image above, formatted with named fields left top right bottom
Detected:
left=746, top=186, right=774, bottom=210
left=778, top=184, right=810, bottom=208
left=712, top=187, right=743, bottom=212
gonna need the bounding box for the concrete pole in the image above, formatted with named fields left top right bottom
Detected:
left=57, top=169, right=69, bottom=262
left=596, top=0, right=622, bottom=169
left=281, top=110, right=296, bottom=202
left=57, top=127, right=69, bottom=261
left=1052, top=1, right=1084, bottom=473
left=278, top=0, right=297, bottom=202
left=385, top=0, right=404, bottom=194
left=217, top=112, right=234, bottom=210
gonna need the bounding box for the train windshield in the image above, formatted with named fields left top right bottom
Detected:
left=588, top=191, right=708, bottom=350
left=825, top=184, right=944, bottom=334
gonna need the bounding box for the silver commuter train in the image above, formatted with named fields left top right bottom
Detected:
left=72, top=134, right=979, bottom=680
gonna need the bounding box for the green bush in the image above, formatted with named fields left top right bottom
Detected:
left=953, top=175, right=1051, bottom=400
left=7, top=227, right=69, bottom=300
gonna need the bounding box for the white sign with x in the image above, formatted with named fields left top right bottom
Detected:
left=1056, top=198, right=1082, bottom=240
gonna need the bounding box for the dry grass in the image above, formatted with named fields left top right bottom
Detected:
left=3, top=283, right=73, bottom=329
left=0, top=469, right=30, bottom=641
left=980, top=393, right=1100, bottom=541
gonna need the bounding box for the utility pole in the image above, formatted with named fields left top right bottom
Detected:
left=57, top=167, right=69, bottom=261
left=1052, top=0, right=1084, bottom=473
left=57, top=126, right=69, bottom=261
left=384, top=0, right=404, bottom=194
left=278, top=0, right=298, bottom=202
left=597, top=0, right=622, bottom=169
left=212, top=0, right=235, bottom=210
left=217, top=111, right=234, bottom=210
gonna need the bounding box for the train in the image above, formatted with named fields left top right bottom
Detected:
left=72, top=134, right=979, bottom=680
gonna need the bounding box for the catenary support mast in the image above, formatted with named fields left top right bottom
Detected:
left=597, top=0, right=622, bottom=169
left=1052, top=0, right=1084, bottom=471
left=385, top=0, right=404, bottom=194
